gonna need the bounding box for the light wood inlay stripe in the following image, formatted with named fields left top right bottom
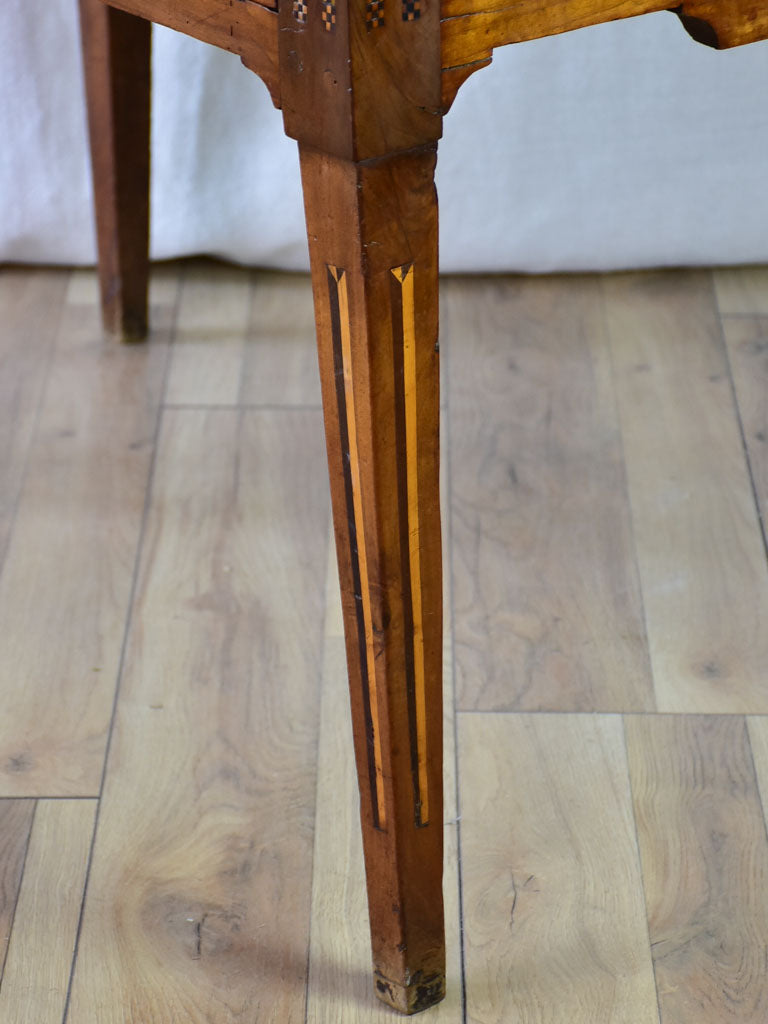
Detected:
left=393, top=263, right=429, bottom=825
left=328, top=265, right=386, bottom=829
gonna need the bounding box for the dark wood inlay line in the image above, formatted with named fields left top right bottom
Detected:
left=327, top=264, right=384, bottom=830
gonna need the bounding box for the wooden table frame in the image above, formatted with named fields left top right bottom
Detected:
left=77, top=0, right=768, bottom=1012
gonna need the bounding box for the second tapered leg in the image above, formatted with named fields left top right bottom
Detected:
left=300, top=142, right=444, bottom=1014
left=78, top=0, right=151, bottom=341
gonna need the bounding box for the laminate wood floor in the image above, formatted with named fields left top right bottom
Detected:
left=1, top=261, right=767, bottom=1023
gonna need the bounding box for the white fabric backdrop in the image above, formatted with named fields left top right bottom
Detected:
left=2, top=0, right=767, bottom=272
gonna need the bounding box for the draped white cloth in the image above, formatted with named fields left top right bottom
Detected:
left=2, top=0, right=767, bottom=272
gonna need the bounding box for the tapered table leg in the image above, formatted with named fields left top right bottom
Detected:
left=78, top=0, right=151, bottom=341
left=300, top=142, right=445, bottom=1014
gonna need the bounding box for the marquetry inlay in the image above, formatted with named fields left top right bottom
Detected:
left=327, top=265, right=387, bottom=830
left=391, top=263, right=429, bottom=827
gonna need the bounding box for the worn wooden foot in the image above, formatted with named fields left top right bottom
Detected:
left=375, top=969, right=447, bottom=1015
left=78, top=0, right=150, bottom=341
left=300, top=143, right=445, bottom=1013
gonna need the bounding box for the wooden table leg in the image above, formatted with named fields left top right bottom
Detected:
left=78, top=0, right=151, bottom=341
left=300, top=142, right=445, bottom=1014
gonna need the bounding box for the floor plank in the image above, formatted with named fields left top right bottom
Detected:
left=714, top=266, right=768, bottom=316
left=447, top=275, right=653, bottom=711
left=459, top=712, right=657, bottom=1024
left=165, top=263, right=251, bottom=406
left=66, top=408, right=329, bottom=1023
left=66, top=265, right=181, bottom=310
left=721, top=315, right=768, bottom=524
left=0, top=799, right=97, bottom=1024
left=0, top=800, right=36, bottom=982
left=0, top=268, right=69, bottom=568
left=6, top=263, right=768, bottom=1022
left=604, top=271, right=768, bottom=713
left=241, top=273, right=322, bottom=408
left=0, top=283, right=176, bottom=796
left=625, top=714, right=768, bottom=1024
left=746, top=716, right=768, bottom=843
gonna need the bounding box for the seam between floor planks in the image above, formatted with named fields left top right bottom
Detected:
left=0, top=800, right=37, bottom=986
left=602, top=279, right=657, bottom=717
left=712, top=290, right=768, bottom=567
left=621, top=719, right=664, bottom=1024
left=442, top=283, right=469, bottom=1024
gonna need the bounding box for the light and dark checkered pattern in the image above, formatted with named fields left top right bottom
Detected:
left=292, top=0, right=308, bottom=23
left=321, top=0, right=336, bottom=30
left=365, top=0, right=384, bottom=29
left=402, top=0, right=420, bottom=20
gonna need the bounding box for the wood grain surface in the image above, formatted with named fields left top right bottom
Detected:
left=166, top=265, right=321, bottom=409
left=715, top=267, right=768, bottom=316
left=4, top=263, right=768, bottom=1020
left=626, top=715, right=768, bottom=1024
left=0, top=800, right=36, bottom=984
left=721, top=315, right=768, bottom=523
left=447, top=276, right=653, bottom=712
left=166, top=263, right=251, bottom=406
left=459, top=713, right=658, bottom=1024
left=279, top=0, right=441, bottom=161
left=0, top=800, right=97, bottom=1024
left=604, top=272, right=768, bottom=713
left=0, top=282, right=175, bottom=796
left=746, top=716, right=768, bottom=827
left=241, top=273, right=321, bottom=408
left=0, top=270, right=68, bottom=568
left=66, top=408, right=329, bottom=1022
